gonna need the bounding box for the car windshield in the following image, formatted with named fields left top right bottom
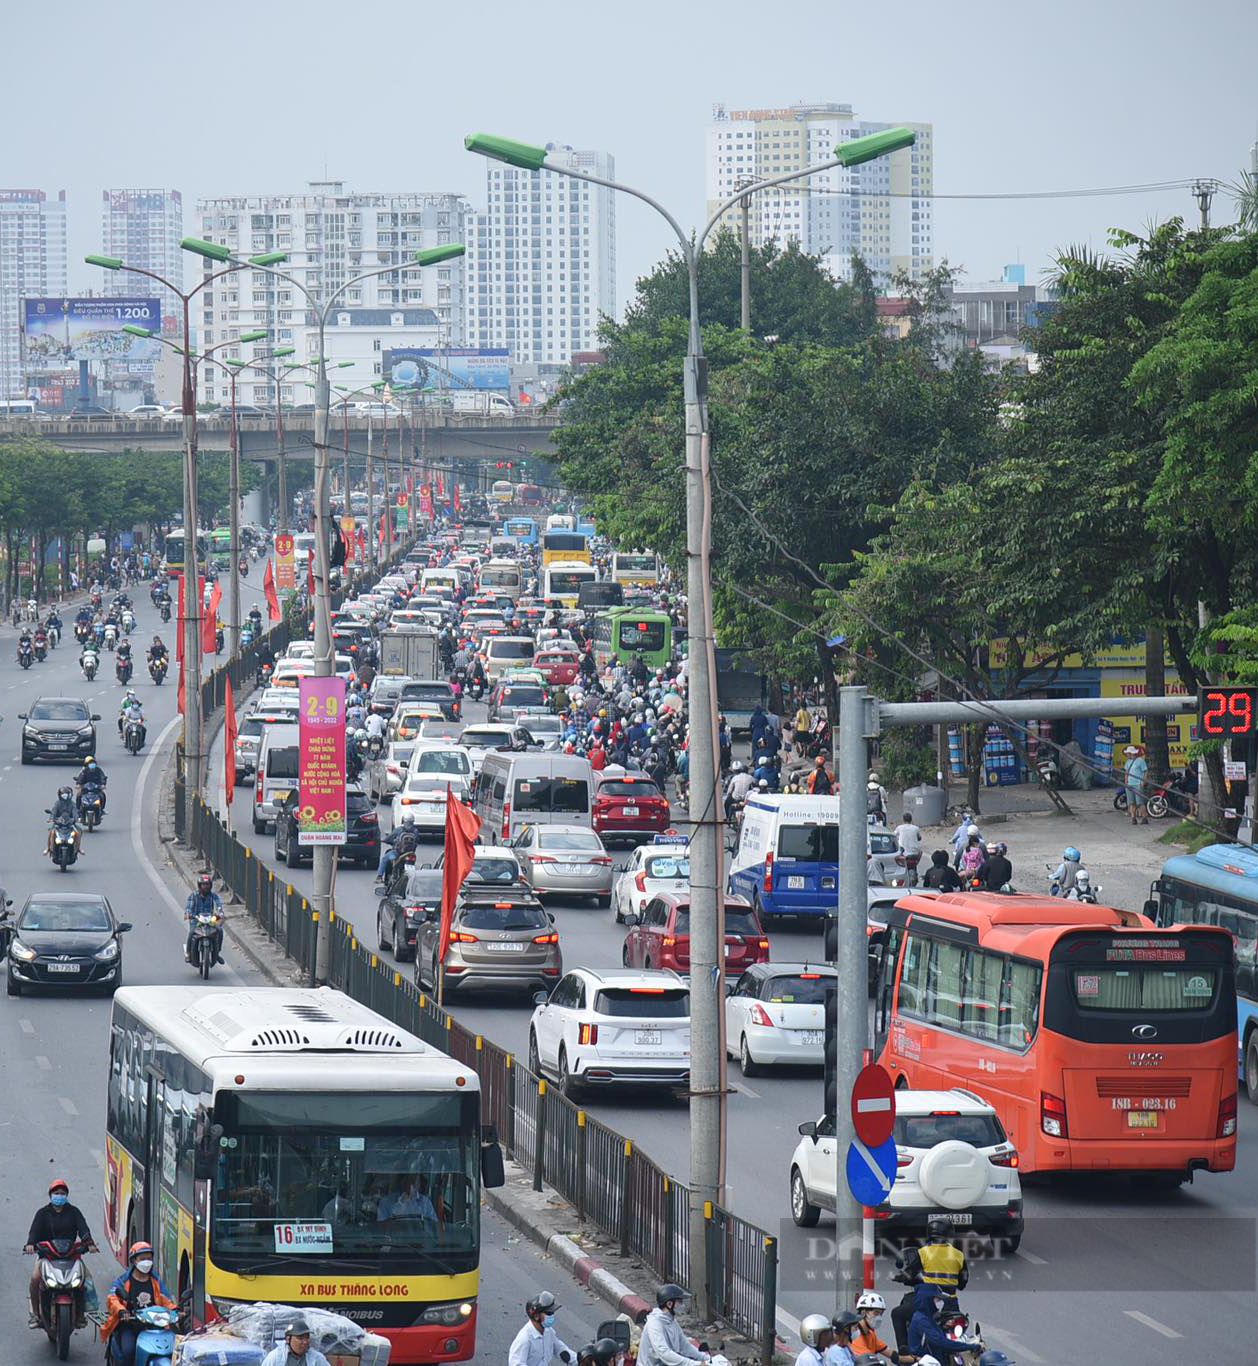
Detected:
left=415, top=751, right=470, bottom=775
left=403, top=872, right=444, bottom=900
left=599, top=780, right=661, bottom=798
left=593, top=988, right=689, bottom=1018
left=459, top=901, right=547, bottom=931
left=777, top=824, right=839, bottom=862
left=762, top=972, right=833, bottom=1004
left=468, top=858, right=521, bottom=885
left=389, top=744, right=416, bottom=763
left=869, top=832, right=897, bottom=854
left=521, top=716, right=561, bottom=734
left=29, top=701, right=88, bottom=721
left=489, top=640, right=534, bottom=659
left=894, top=1113, right=1005, bottom=1148
left=20, top=898, right=111, bottom=931
left=402, top=684, right=452, bottom=702
left=537, top=830, right=603, bottom=852
left=498, top=686, right=547, bottom=708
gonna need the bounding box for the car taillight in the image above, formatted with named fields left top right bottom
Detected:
left=757, top=938, right=770, bottom=951
left=531, top=854, right=556, bottom=864
left=894, top=854, right=906, bottom=867
left=592, top=856, right=613, bottom=866
left=1218, top=1092, right=1238, bottom=1138
left=662, top=936, right=677, bottom=947
left=450, top=932, right=479, bottom=944
left=502, top=800, right=510, bottom=840
left=896, top=1151, right=913, bottom=1168
left=579, top=1022, right=598, bottom=1045
left=635, top=873, right=647, bottom=892
left=990, top=1149, right=1019, bottom=1168
left=533, top=932, right=559, bottom=945
left=359, top=811, right=378, bottom=825
left=764, top=850, right=774, bottom=894
left=750, top=1003, right=775, bottom=1028
left=1041, top=1091, right=1068, bottom=1138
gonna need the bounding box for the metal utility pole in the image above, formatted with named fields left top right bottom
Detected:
left=181, top=330, right=203, bottom=837
left=311, top=365, right=335, bottom=980
left=1193, top=179, right=1216, bottom=231
left=275, top=386, right=289, bottom=535
left=366, top=414, right=375, bottom=568
left=738, top=179, right=752, bottom=331
left=228, top=390, right=241, bottom=659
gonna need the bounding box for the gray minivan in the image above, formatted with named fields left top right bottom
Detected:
left=473, top=752, right=594, bottom=843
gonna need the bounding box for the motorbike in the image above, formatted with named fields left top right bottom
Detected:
left=124, top=718, right=146, bottom=756
left=18, top=640, right=33, bottom=670
left=103, top=622, right=118, bottom=651
left=189, top=908, right=222, bottom=979
left=81, top=649, right=99, bottom=682
left=45, top=621, right=60, bottom=648
left=121, top=608, right=136, bottom=634
left=240, top=624, right=255, bottom=649
left=33, top=633, right=48, bottom=662
left=238, top=556, right=249, bottom=578
left=116, top=654, right=133, bottom=685
left=25, top=598, right=38, bottom=622
left=257, top=661, right=273, bottom=688
left=1114, top=777, right=1182, bottom=820
left=149, top=655, right=168, bottom=685
left=214, top=626, right=224, bottom=654
left=159, top=600, right=171, bottom=623
left=30, top=1237, right=93, bottom=1361
left=119, top=1304, right=180, bottom=1366
left=74, top=620, right=91, bottom=645
left=0, top=891, right=16, bottom=960
left=78, top=782, right=105, bottom=831
left=47, top=814, right=81, bottom=871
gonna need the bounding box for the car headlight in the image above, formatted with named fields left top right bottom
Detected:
left=78, top=726, right=94, bottom=738
left=10, top=940, right=37, bottom=962
left=23, top=726, right=36, bottom=739
left=94, top=939, right=119, bottom=961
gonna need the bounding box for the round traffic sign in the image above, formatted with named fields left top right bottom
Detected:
left=851, top=1063, right=896, bottom=1147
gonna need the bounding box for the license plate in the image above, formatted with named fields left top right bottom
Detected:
left=1127, top=1111, right=1159, bottom=1129
left=800, top=1030, right=823, bottom=1046
left=273, top=790, right=292, bottom=804
left=622, top=806, right=639, bottom=816
left=788, top=876, right=806, bottom=889
left=48, top=743, right=68, bottom=751
left=635, top=1029, right=661, bottom=1045
left=46, top=962, right=80, bottom=973
left=558, top=863, right=593, bottom=875
left=946, top=1212, right=972, bottom=1225
left=484, top=942, right=526, bottom=952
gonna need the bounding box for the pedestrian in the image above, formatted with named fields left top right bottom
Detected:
left=1123, top=744, right=1149, bottom=825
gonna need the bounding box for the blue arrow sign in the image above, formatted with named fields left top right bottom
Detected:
left=845, top=1136, right=898, bottom=1207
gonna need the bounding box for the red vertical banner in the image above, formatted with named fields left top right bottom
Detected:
left=298, top=677, right=347, bottom=845
left=419, top=483, right=434, bottom=522
left=275, top=532, right=296, bottom=592
left=224, top=676, right=238, bottom=806
left=306, top=549, right=315, bottom=598
left=454, top=483, right=462, bottom=515
left=340, top=516, right=356, bottom=564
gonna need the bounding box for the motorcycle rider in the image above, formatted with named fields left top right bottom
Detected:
left=508, top=1292, right=575, bottom=1366
left=847, top=1291, right=910, bottom=1361
left=922, top=849, right=962, bottom=892
left=377, top=813, right=419, bottom=883
left=576, top=1340, right=622, bottom=1366
left=147, top=635, right=168, bottom=672
left=102, top=1241, right=176, bottom=1366
left=977, top=841, right=1013, bottom=892
left=866, top=772, right=888, bottom=824
left=638, top=1284, right=710, bottom=1366
left=260, top=1317, right=332, bottom=1366
left=46, top=785, right=80, bottom=858
left=1049, top=847, right=1083, bottom=898
left=76, top=755, right=107, bottom=814
left=115, top=637, right=133, bottom=679
left=906, top=1286, right=980, bottom=1363
left=17, top=624, right=33, bottom=660
left=825, top=1312, right=862, bottom=1366
left=890, top=1215, right=968, bottom=1351
left=894, top=813, right=923, bottom=885
left=184, top=872, right=225, bottom=966
left=807, top=755, right=834, bottom=795
left=795, top=1314, right=833, bottom=1366
left=24, top=1179, right=97, bottom=1328
left=119, top=689, right=144, bottom=736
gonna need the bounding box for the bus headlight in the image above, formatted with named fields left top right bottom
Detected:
left=419, top=1299, right=475, bottom=1325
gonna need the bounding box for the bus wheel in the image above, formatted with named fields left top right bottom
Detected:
left=1246, top=1033, right=1258, bottom=1105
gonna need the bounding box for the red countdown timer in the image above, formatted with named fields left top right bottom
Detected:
left=1198, top=687, right=1258, bottom=738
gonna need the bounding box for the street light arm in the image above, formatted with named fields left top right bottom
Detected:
left=540, top=160, right=694, bottom=265
left=698, top=154, right=843, bottom=250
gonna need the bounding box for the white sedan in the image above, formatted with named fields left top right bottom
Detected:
left=390, top=773, right=467, bottom=833
left=611, top=843, right=691, bottom=924
left=724, top=962, right=837, bottom=1075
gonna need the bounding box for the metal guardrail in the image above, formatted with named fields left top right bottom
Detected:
left=177, top=540, right=777, bottom=1361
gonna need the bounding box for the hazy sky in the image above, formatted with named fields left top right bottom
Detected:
left=7, top=0, right=1256, bottom=314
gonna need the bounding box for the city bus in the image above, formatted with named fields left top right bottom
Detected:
left=611, top=551, right=660, bottom=588
left=542, top=560, right=597, bottom=608
left=541, top=530, right=590, bottom=569
left=208, top=527, right=234, bottom=568
left=873, top=892, right=1238, bottom=1178
left=578, top=580, right=624, bottom=613
left=162, top=530, right=209, bottom=578
left=489, top=479, right=513, bottom=505
left=503, top=517, right=538, bottom=547
left=1150, top=843, right=1258, bottom=1093
left=104, top=986, right=504, bottom=1363
left=592, top=608, right=674, bottom=670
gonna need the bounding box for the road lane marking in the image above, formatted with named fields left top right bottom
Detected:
left=36, top=1055, right=51, bottom=1070
left=982, top=1327, right=1046, bottom=1363
left=1124, top=1310, right=1181, bottom=1338
left=1014, top=1247, right=1048, bottom=1265
left=19, top=1018, right=34, bottom=1034
left=734, top=1081, right=761, bottom=1100
left=131, top=714, right=187, bottom=919
left=58, top=1097, right=79, bottom=1116
left=776, top=1307, right=801, bottom=1341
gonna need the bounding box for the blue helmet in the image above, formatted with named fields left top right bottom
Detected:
left=1064, top=847, right=1081, bottom=863
left=979, top=1354, right=1015, bottom=1366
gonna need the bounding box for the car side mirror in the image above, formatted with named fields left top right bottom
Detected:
left=116, top=922, right=133, bottom=934
left=91, top=714, right=101, bottom=722
left=374, top=886, right=387, bottom=898
left=622, top=913, right=639, bottom=927
left=547, top=912, right=556, bottom=924
left=532, top=990, right=550, bottom=1007
left=17, top=713, right=26, bottom=720
left=798, top=1120, right=817, bottom=1141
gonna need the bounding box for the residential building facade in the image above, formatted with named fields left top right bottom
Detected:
left=705, top=103, right=933, bottom=285
left=464, top=145, right=616, bottom=364
left=0, top=189, right=67, bottom=400
left=99, top=188, right=184, bottom=318
left=195, top=184, right=470, bottom=406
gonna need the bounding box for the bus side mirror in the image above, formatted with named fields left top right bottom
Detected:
left=194, top=1123, right=223, bottom=1180
left=480, top=1130, right=505, bottom=1189
left=1143, top=898, right=1159, bottom=922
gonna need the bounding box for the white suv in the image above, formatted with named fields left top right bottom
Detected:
left=788, top=1088, right=1024, bottom=1248
left=527, top=967, right=690, bottom=1100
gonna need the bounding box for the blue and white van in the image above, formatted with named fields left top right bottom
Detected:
left=728, top=794, right=839, bottom=919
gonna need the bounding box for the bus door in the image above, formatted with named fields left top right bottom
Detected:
left=143, top=1071, right=165, bottom=1252
left=873, top=922, right=906, bottom=1059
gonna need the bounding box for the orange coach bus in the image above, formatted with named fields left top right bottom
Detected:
left=872, top=892, right=1237, bottom=1180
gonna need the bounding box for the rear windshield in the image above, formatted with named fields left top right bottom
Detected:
left=515, top=778, right=590, bottom=814
left=240, top=719, right=264, bottom=739
left=499, top=686, right=547, bottom=708
left=619, top=619, right=666, bottom=652
left=777, top=824, right=839, bottom=862
left=468, top=858, right=521, bottom=885
left=461, top=729, right=512, bottom=749
left=489, top=640, right=534, bottom=659
left=1071, top=968, right=1218, bottom=1011
left=763, top=973, right=834, bottom=1004
left=536, top=829, right=602, bottom=851
left=674, top=907, right=759, bottom=936
left=645, top=856, right=689, bottom=879
left=401, top=683, right=453, bottom=702
left=894, top=1113, right=1005, bottom=1148
left=415, top=751, right=470, bottom=775
left=599, top=780, right=662, bottom=799
left=459, top=901, right=548, bottom=931
left=264, top=746, right=299, bottom=780
left=869, top=832, right=896, bottom=854
left=594, top=988, right=689, bottom=1018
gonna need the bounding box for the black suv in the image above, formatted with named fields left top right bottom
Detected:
left=19, top=697, right=100, bottom=764
left=376, top=865, right=443, bottom=961
left=399, top=679, right=460, bottom=720
left=274, top=786, right=380, bottom=869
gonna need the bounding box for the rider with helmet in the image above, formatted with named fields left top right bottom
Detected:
left=25, top=1179, right=97, bottom=1327
left=102, top=1241, right=176, bottom=1366
left=891, top=1214, right=969, bottom=1350
left=184, top=872, right=225, bottom=967
left=576, top=1340, right=622, bottom=1366
left=977, top=841, right=1013, bottom=892
left=46, top=785, right=79, bottom=858
left=260, top=1317, right=332, bottom=1366
left=638, top=1285, right=710, bottom=1366
left=907, top=1285, right=981, bottom=1362
left=847, top=1291, right=910, bottom=1360
left=377, top=813, right=419, bottom=883
left=508, top=1292, right=575, bottom=1366
left=1050, top=847, right=1083, bottom=897
left=825, top=1312, right=862, bottom=1366
left=118, top=689, right=145, bottom=746
left=75, top=755, right=107, bottom=814
left=795, top=1314, right=832, bottom=1366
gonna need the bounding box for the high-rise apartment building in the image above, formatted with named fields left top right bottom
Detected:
left=0, top=189, right=67, bottom=399
left=464, top=146, right=616, bottom=365
left=195, top=184, right=471, bottom=406
left=706, top=103, right=933, bottom=285
left=99, top=189, right=184, bottom=321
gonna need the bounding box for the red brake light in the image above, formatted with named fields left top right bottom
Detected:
left=764, top=850, right=774, bottom=894
left=757, top=938, right=770, bottom=951
left=530, top=854, right=556, bottom=864
left=635, top=873, right=647, bottom=892
left=579, top=1022, right=598, bottom=1045
left=629, top=987, right=665, bottom=993
left=750, top=1003, right=775, bottom=1027
left=591, top=856, right=613, bottom=866
left=930, top=1110, right=961, bottom=1116
left=450, top=932, right=479, bottom=944
left=990, top=1150, right=1019, bottom=1168
left=799, top=973, right=821, bottom=979
left=502, top=800, right=511, bottom=841
left=533, top=932, right=560, bottom=945
left=1218, top=1092, right=1238, bottom=1138
left=662, top=936, right=677, bottom=947
left=1041, top=1091, right=1068, bottom=1138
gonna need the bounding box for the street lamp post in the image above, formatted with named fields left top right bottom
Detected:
left=465, top=125, right=915, bottom=1315
left=216, top=244, right=464, bottom=980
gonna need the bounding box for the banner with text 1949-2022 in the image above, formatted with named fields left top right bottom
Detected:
left=298, top=677, right=346, bottom=845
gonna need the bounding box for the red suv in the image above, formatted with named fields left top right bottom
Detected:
left=622, top=893, right=769, bottom=973
left=535, top=649, right=580, bottom=687
left=592, top=770, right=671, bottom=844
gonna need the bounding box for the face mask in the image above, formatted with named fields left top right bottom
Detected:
left=866, top=1314, right=883, bottom=1329
left=542, top=1314, right=556, bottom=1329
left=934, top=1301, right=946, bottom=1315
left=135, top=1260, right=153, bottom=1275
left=50, top=1194, right=68, bottom=1208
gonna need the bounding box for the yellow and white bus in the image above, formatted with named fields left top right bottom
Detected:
left=542, top=559, right=598, bottom=608
left=105, top=986, right=503, bottom=1363
left=610, top=551, right=660, bottom=588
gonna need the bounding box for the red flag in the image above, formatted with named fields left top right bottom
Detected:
left=378, top=517, right=386, bottom=552
left=438, top=791, right=481, bottom=964
left=177, top=659, right=185, bottom=716
left=356, top=528, right=366, bottom=554
left=176, top=572, right=185, bottom=663
left=454, top=483, right=462, bottom=514
left=202, top=580, right=222, bottom=655
left=307, top=549, right=315, bottom=598
left=224, top=675, right=237, bottom=805
left=263, top=558, right=281, bottom=621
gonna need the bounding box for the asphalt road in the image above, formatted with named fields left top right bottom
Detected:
left=207, top=684, right=1258, bottom=1365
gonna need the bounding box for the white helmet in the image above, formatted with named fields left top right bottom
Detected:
left=868, top=772, right=880, bottom=784
left=967, top=824, right=980, bottom=838
left=856, top=1290, right=886, bottom=1313
left=799, top=1314, right=831, bottom=1348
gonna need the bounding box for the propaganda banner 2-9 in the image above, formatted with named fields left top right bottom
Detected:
left=298, top=677, right=347, bottom=845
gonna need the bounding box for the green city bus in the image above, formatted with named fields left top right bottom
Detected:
left=592, top=608, right=673, bottom=670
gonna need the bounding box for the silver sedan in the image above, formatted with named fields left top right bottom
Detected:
left=511, top=823, right=615, bottom=907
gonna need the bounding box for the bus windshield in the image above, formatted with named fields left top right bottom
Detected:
left=211, top=1090, right=479, bottom=1269
left=543, top=533, right=586, bottom=554
left=548, top=570, right=594, bottom=595
left=615, top=554, right=656, bottom=573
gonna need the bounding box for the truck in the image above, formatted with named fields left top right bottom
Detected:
left=379, top=627, right=440, bottom=679
left=715, top=646, right=766, bottom=737
left=447, top=391, right=515, bottom=417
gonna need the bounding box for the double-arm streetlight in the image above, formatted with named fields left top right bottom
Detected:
left=466, top=125, right=915, bottom=1311
left=190, top=239, right=464, bottom=979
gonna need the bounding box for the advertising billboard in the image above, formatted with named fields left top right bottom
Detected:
left=274, top=533, right=296, bottom=591
left=384, top=347, right=510, bottom=392
left=297, top=677, right=347, bottom=845
left=24, top=298, right=162, bottom=369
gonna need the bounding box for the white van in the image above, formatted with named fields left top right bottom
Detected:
left=479, top=558, right=522, bottom=603
left=483, top=635, right=536, bottom=681
left=473, top=752, right=594, bottom=843
left=421, top=567, right=459, bottom=598
left=727, top=794, right=840, bottom=921
left=546, top=514, right=577, bottom=533
left=252, top=723, right=301, bottom=833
